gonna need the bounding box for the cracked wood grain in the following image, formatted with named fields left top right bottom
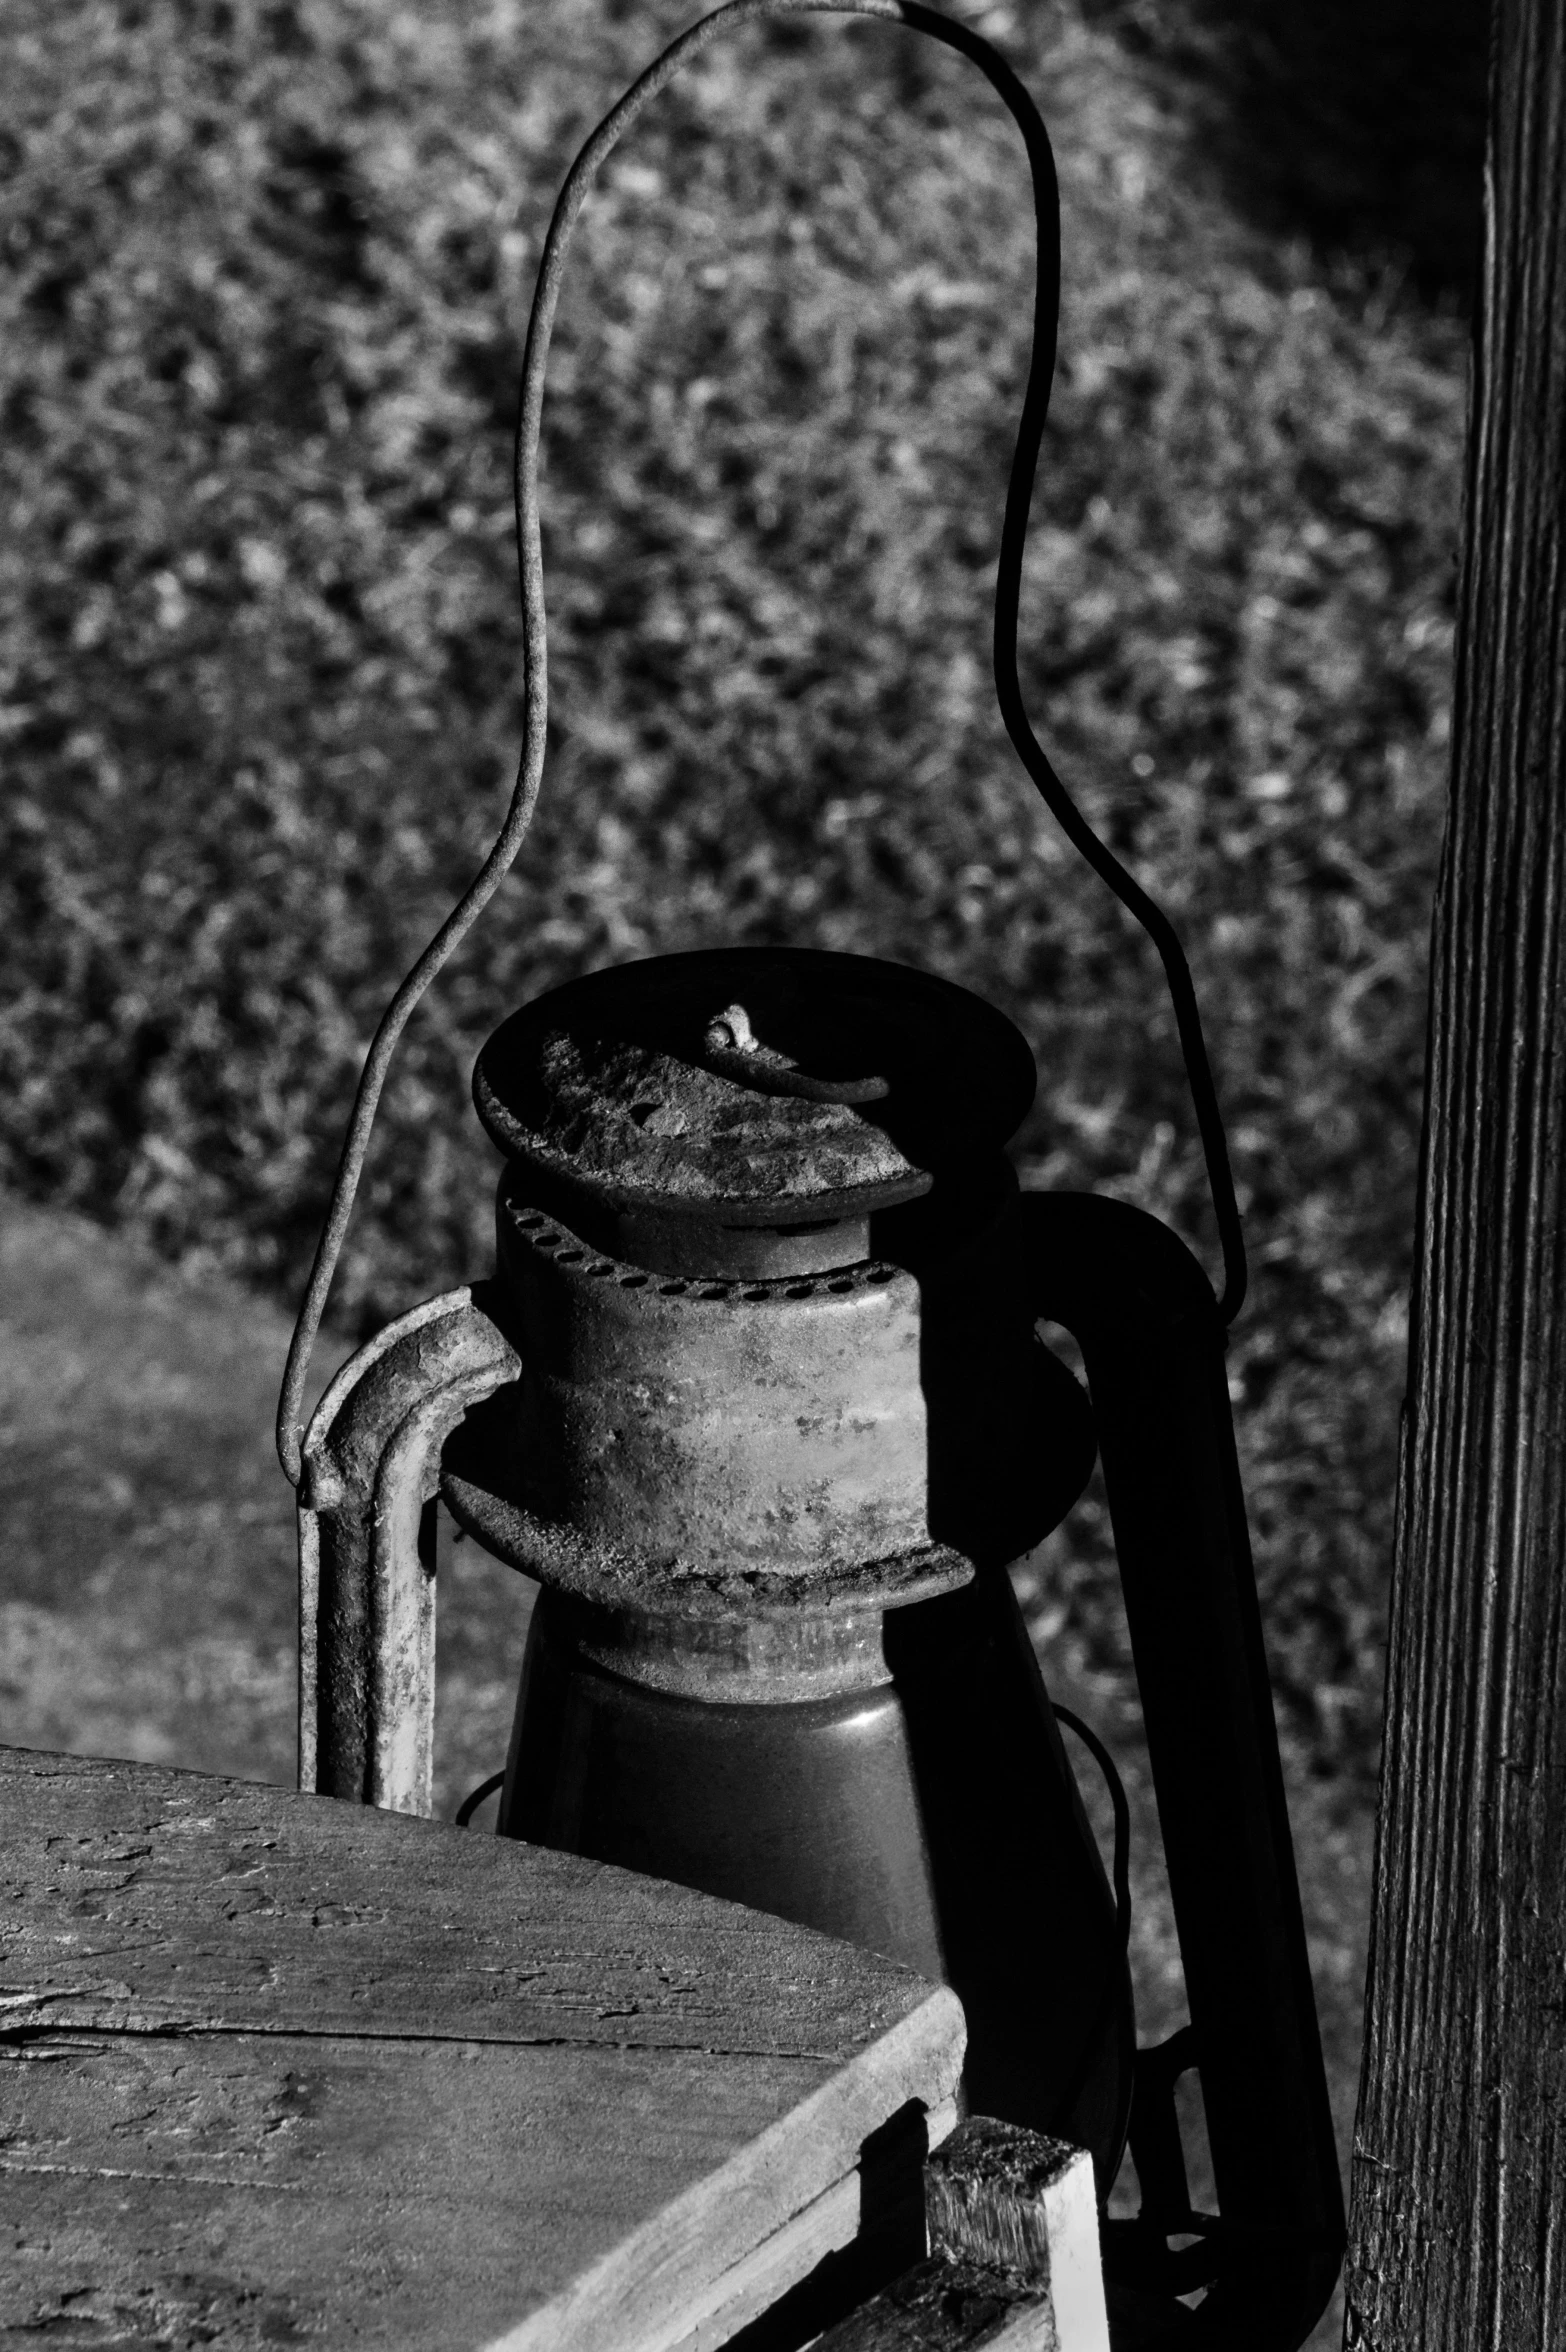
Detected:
left=0, top=1746, right=945, bottom=2058
left=0, top=2028, right=823, bottom=2347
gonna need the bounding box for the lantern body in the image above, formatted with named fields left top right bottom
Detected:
left=472, top=1181, right=1131, bottom=2183
left=302, top=944, right=1344, bottom=2337
left=434, top=948, right=1138, bottom=2179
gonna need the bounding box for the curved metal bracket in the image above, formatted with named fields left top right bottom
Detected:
left=297, top=1283, right=521, bottom=1814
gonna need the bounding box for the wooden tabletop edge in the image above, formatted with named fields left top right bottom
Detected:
left=473, top=1982, right=968, bottom=2352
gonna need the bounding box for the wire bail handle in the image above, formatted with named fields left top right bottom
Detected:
left=277, top=0, right=1246, bottom=1487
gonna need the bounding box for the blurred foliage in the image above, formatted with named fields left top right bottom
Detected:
left=0, top=0, right=1468, bottom=1789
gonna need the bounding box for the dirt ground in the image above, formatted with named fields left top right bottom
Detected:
left=0, top=1190, right=535, bottom=1814
left=0, top=1188, right=1366, bottom=2345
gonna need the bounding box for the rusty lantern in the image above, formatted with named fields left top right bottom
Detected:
left=278, top=5, right=1344, bottom=2344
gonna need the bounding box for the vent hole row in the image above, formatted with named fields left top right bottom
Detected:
left=510, top=1211, right=648, bottom=1289
left=509, top=1205, right=897, bottom=1297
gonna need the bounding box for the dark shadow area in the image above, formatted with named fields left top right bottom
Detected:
left=718, top=2101, right=934, bottom=2352
left=1086, top=0, right=1490, bottom=304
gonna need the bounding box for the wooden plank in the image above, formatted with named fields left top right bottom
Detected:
left=482, top=2018, right=956, bottom=2352
left=1343, top=1, right=1566, bottom=2347
left=805, top=2117, right=1111, bottom=2352
left=924, top=2120, right=1107, bottom=2351
left=3, top=2028, right=801, bottom=2349
left=2, top=2029, right=951, bottom=2352
left=0, top=1748, right=966, bottom=2349
left=660, top=2096, right=960, bottom=2352
left=813, top=2255, right=1060, bottom=2350
left=0, top=1746, right=944, bottom=2056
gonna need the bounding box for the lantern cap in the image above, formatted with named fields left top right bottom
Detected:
left=473, top=948, right=1034, bottom=1254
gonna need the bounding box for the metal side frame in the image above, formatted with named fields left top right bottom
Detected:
left=296, top=1281, right=520, bottom=1813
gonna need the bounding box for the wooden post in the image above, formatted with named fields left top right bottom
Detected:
left=813, top=2119, right=1110, bottom=2351
left=1344, top=2, right=1566, bottom=2345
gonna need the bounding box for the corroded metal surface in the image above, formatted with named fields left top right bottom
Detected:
left=297, top=1285, right=520, bottom=1811
left=472, top=950, right=1036, bottom=1264
left=438, top=1465, right=973, bottom=1702
left=507, top=1022, right=914, bottom=1205
left=477, top=1175, right=1094, bottom=1592
left=500, top=1199, right=931, bottom=1572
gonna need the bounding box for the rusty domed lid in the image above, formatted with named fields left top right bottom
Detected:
left=473, top=948, right=1034, bottom=1274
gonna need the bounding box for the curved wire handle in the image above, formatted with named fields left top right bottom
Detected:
left=278, top=0, right=1246, bottom=1487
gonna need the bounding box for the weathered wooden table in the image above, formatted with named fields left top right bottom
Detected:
left=0, top=1745, right=966, bottom=2349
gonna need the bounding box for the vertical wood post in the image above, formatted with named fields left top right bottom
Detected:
left=1344, top=1, right=1566, bottom=2344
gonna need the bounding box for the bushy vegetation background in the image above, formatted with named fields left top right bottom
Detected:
left=1, top=0, right=1478, bottom=1800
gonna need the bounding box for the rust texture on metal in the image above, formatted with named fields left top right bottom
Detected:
left=472, top=950, right=1036, bottom=1264
left=510, top=1022, right=914, bottom=1204
left=297, top=1284, right=519, bottom=1811
left=500, top=1198, right=931, bottom=1572
left=439, top=1472, right=974, bottom=1705
left=461, top=1174, right=1094, bottom=1600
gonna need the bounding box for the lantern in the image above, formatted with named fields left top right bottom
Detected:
left=280, top=5, right=1345, bottom=2343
